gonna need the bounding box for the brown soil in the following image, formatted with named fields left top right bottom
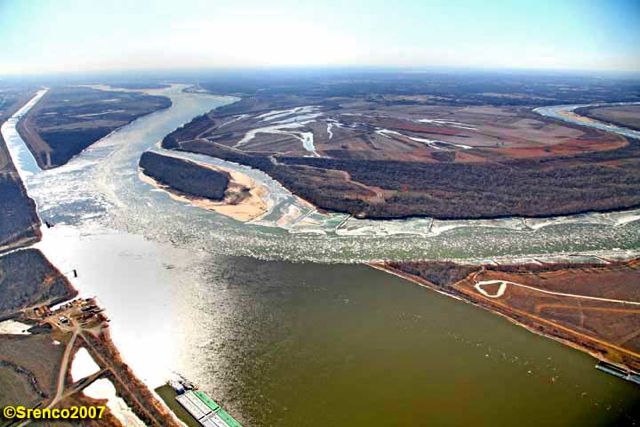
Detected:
left=163, top=96, right=638, bottom=219
left=0, top=333, right=66, bottom=405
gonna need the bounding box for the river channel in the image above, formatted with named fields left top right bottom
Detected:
left=2, top=85, right=639, bottom=425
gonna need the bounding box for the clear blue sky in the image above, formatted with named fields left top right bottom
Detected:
left=1, top=0, right=638, bottom=75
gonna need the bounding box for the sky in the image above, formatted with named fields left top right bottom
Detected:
left=1, top=0, right=639, bottom=75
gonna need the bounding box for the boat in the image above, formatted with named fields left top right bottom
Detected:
left=595, top=361, right=640, bottom=385
left=168, top=376, right=243, bottom=427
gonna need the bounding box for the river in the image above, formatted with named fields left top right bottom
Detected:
left=2, top=85, right=639, bottom=425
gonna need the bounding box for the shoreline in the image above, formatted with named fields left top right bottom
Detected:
left=161, top=92, right=640, bottom=222
left=369, top=262, right=640, bottom=375
left=574, top=105, right=640, bottom=133
left=0, top=88, right=186, bottom=426
left=3, top=82, right=639, bottom=425
left=139, top=158, right=270, bottom=222
left=79, top=326, right=181, bottom=426
left=15, top=86, right=172, bottom=170
left=165, top=145, right=640, bottom=227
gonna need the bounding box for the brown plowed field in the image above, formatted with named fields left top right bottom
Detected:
left=163, top=94, right=640, bottom=219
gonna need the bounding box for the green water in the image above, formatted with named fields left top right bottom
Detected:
left=9, top=86, right=638, bottom=426
left=183, top=258, right=640, bottom=426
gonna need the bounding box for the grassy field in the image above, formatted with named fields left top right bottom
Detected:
left=0, top=333, right=67, bottom=406
left=0, top=364, right=38, bottom=406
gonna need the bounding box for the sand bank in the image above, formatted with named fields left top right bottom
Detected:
left=140, top=161, right=270, bottom=222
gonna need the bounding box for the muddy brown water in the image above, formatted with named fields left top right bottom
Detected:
left=2, top=86, right=639, bottom=426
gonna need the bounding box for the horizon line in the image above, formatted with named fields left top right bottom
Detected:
left=2, top=64, right=640, bottom=81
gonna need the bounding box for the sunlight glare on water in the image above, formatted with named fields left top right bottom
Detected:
left=3, top=86, right=639, bottom=426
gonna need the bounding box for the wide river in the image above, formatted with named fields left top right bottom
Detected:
left=2, top=85, right=639, bottom=425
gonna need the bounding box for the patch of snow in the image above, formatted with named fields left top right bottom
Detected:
left=418, top=118, right=477, bottom=130
left=235, top=121, right=320, bottom=156
left=273, top=112, right=323, bottom=125
left=84, top=378, right=146, bottom=427
left=375, top=129, right=403, bottom=138
left=376, top=128, right=471, bottom=150
left=407, top=136, right=472, bottom=150
left=327, top=123, right=334, bottom=139
left=74, top=110, right=126, bottom=118
left=235, top=122, right=306, bottom=146
left=258, top=106, right=319, bottom=122
left=218, top=114, right=249, bottom=128
left=0, top=320, right=31, bottom=335
left=71, top=347, right=100, bottom=381
left=297, top=132, right=318, bottom=156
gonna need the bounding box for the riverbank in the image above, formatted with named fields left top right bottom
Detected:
left=4, top=82, right=639, bottom=425
left=574, top=105, right=640, bottom=132
left=0, top=89, right=181, bottom=427
left=0, top=90, right=42, bottom=253
left=371, top=258, right=640, bottom=374
left=159, top=88, right=640, bottom=221
left=80, top=326, right=181, bottom=426
left=139, top=155, right=269, bottom=222
left=16, top=86, right=172, bottom=169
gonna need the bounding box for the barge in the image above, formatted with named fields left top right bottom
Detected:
left=595, top=361, right=640, bottom=386
left=168, top=376, right=242, bottom=427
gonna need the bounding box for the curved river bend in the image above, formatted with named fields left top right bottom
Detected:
left=2, top=86, right=638, bottom=426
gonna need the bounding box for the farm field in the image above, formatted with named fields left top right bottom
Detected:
left=163, top=79, right=640, bottom=219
